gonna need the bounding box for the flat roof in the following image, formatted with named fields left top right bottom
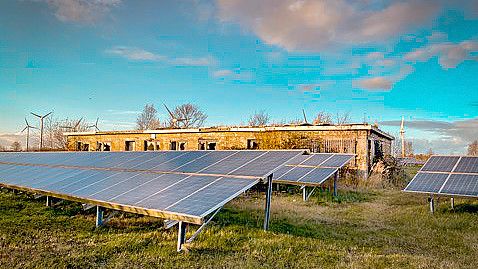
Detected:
left=64, top=123, right=394, bottom=140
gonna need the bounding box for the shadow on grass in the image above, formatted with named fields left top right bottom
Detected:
left=442, top=203, right=478, bottom=213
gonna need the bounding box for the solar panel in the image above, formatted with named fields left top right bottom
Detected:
left=404, top=172, right=449, bottom=193
left=0, top=150, right=305, bottom=224
left=454, top=156, right=478, bottom=173
left=403, top=155, right=478, bottom=198
left=421, top=156, right=460, bottom=172
left=440, top=174, right=478, bottom=197
left=272, top=153, right=354, bottom=186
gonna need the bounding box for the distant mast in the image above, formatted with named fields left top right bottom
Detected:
left=400, top=116, right=405, bottom=158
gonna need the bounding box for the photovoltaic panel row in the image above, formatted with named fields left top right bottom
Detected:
left=272, top=165, right=338, bottom=185
left=0, top=163, right=259, bottom=222
left=270, top=153, right=354, bottom=186
left=0, top=151, right=304, bottom=179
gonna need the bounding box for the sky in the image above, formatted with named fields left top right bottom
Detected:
left=0, top=0, right=477, bottom=154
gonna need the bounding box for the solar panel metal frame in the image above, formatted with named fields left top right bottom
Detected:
left=0, top=150, right=305, bottom=224
left=403, top=155, right=478, bottom=198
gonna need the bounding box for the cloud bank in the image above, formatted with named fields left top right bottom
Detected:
left=380, top=117, right=478, bottom=154
left=216, top=0, right=441, bottom=51
left=40, top=0, right=121, bottom=24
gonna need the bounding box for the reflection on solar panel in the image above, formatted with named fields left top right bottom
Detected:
left=404, top=155, right=478, bottom=198
left=273, top=153, right=354, bottom=186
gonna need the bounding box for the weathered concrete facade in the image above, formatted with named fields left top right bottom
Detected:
left=65, top=124, right=393, bottom=178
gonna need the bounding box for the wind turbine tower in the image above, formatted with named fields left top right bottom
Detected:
left=31, top=111, right=52, bottom=150
left=400, top=116, right=405, bottom=158
left=21, top=118, right=38, bottom=151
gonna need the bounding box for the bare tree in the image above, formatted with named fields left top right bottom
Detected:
left=166, top=103, right=207, bottom=128
left=468, top=140, right=478, bottom=156
left=11, top=141, right=22, bottom=152
left=248, top=110, right=270, bottom=126
left=313, top=111, right=333, bottom=125
left=335, top=111, right=351, bottom=125
left=43, top=117, right=88, bottom=150
left=0, top=145, right=5, bottom=152
left=136, top=104, right=161, bottom=130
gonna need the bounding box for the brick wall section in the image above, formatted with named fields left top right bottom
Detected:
left=66, top=126, right=393, bottom=179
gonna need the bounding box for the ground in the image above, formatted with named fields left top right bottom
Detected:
left=1, top=182, right=477, bottom=269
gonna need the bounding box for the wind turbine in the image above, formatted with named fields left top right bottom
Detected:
left=163, top=103, right=188, bottom=128
left=31, top=111, right=52, bottom=150
left=400, top=116, right=405, bottom=158
left=61, top=118, right=83, bottom=132
left=87, top=118, right=100, bottom=131
left=21, top=118, right=38, bottom=151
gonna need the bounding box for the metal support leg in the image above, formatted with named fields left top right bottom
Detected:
left=186, top=207, right=222, bottom=244
left=429, top=195, right=434, bottom=213
left=263, top=174, right=273, bottom=231
left=451, top=197, right=454, bottom=210
left=96, top=206, right=104, bottom=227
left=46, top=196, right=52, bottom=207
left=177, top=221, right=187, bottom=252
left=333, top=172, right=338, bottom=197
left=302, top=187, right=307, bottom=201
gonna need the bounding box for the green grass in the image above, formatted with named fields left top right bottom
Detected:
left=1, top=188, right=477, bottom=268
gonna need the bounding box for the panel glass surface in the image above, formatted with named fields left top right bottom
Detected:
left=229, top=151, right=303, bottom=177
left=320, top=154, right=354, bottom=167
left=421, top=156, right=460, bottom=172
left=404, top=172, right=449, bottom=193
left=454, top=157, right=478, bottom=174
left=297, top=168, right=338, bottom=184
left=440, top=174, right=478, bottom=197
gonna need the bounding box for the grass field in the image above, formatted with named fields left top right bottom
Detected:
left=1, top=182, right=477, bottom=269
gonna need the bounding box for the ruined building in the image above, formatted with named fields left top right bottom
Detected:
left=65, top=124, right=394, bottom=179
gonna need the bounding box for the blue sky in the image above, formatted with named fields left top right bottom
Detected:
left=0, top=0, right=477, bottom=154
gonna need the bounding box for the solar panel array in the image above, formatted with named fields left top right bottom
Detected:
left=0, top=150, right=304, bottom=224
left=404, top=155, right=478, bottom=198
left=270, top=153, right=355, bottom=186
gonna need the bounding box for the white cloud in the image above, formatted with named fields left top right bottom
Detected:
left=211, top=68, right=254, bottom=82
left=216, top=0, right=441, bottom=52
left=172, top=56, right=217, bottom=67
left=353, top=77, right=393, bottom=91
left=105, top=46, right=164, bottom=61
left=39, top=0, right=121, bottom=24
left=212, top=69, right=233, bottom=78
left=405, top=40, right=478, bottom=69
left=106, top=46, right=217, bottom=66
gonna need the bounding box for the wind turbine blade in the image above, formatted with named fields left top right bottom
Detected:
left=31, top=112, right=41, bottom=118
left=21, top=126, right=27, bottom=133
left=25, top=118, right=29, bottom=126
left=163, top=103, right=175, bottom=118
left=44, top=111, right=53, bottom=118
left=75, top=117, right=83, bottom=128
left=302, top=109, right=308, bottom=123
left=95, top=117, right=99, bottom=125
